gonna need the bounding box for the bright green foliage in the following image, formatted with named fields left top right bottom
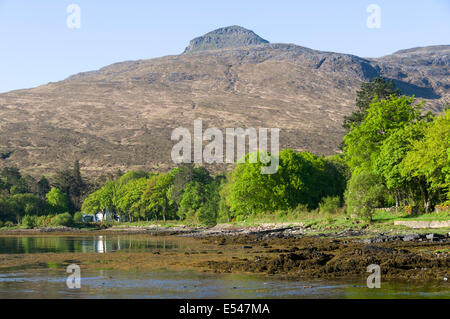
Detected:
left=344, top=95, right=422, bottom=172
left=116, top=178, right=148, bottom=221
left=81, top=189, right=101, bottom=215
left=374, top=121, right=429, bottom=208
left=50, top=212, right=73, bottom=227
left=178, top=181, right=206, bottom=220
left=178, top=176, right=220, bottom=226
left=228, top=150, right=347, bottom=218
left=98, top=181, right=116, bottom=214
left=217, top=174, right=233, bottom=223
left=142, top=173, right=175, bottom=222
left=22, top=215, right=37, bottom=228
left=229, top=151, right=286, bottom=217
left=401, top=110, right=450, bottom=204
left=343, top=77, right=400, bottom=130
left=46, top=188, right=69, bottom=215
left=117, top=170, right=149, bottom=185
left=73, top=211, right=83, bottom=223
left=319, top=196, right=341, bottom=214
left=171, top=164, right=213, bottom=207
left=345, top=170, right=386, bottom=220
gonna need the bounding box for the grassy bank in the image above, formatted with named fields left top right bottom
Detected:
left=2, top=209, right=449, bottom=236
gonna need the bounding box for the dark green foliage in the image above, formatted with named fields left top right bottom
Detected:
left=343, top=77, right=400, bottom=130
left=10, top=178, right=29, bottom=195
left=37, top=176, right=51, bottom=200
left=171, top=164, right=213, bottom=207
left=1, top=166, right=22, bottom=189
left=5, top=194, right=46, bottom=224
left=54, top=161, right=87, bottom=213
left=0, top=150, right=14, bottom=160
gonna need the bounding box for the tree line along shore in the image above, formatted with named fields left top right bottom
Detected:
left=0, top=78, right=449, bottom=230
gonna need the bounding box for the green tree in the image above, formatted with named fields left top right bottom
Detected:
left=229, top=150, right=348, bottom=217
left=36, top=176, right=51, bottom=200
left=1, top=166, right=21, bottom=189
left=343, top=77, right=400, bottom=130
left=345, top=170, right=386, bottom=221
left=116, top=177, right=148, bottom=222
left=171, top=164, right=213, bottom=208
left=117, top=170, right=149, bottom=185
left=46, top=188, right=69, bottom=215
left=401, top=110, right=450, bottom=208
left=10, top=178, right=29, bottom=195
left=71, top=160, right=85, bottom=210
left=374, top=121, right=429, bottom=207
left=81, top=189, right=101, bottom=216
left=217, top=174, right=233, bottom=222
left=8, top=194, right=46, bottom=223
left=98, top=181, right=116, bottom=220
left=344, top=95, right=422, bottom=173
left=196, top=181, right=220, bottom=227
left=229, top=151, right=286, bottom=217
left=54, top=169, right=75, bottom=212
left=142, top=173, right=175, bottom=222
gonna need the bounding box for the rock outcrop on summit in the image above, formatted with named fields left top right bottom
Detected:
left=183, top=26, right=270, bottom=53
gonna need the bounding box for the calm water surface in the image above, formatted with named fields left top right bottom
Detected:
left=0, top=235, right=448, bottom=299
left=0, top=235, right=180, bottom=254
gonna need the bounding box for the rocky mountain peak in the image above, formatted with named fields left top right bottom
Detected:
left=183, top=25, right=269, bottom=53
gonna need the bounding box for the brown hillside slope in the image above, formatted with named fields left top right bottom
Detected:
left=0, top=26, right=448, bottom=177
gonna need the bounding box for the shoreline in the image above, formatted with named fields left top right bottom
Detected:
left=0, top=221, right=449, bottom=238
left=0, top=224, right=449, bottom=282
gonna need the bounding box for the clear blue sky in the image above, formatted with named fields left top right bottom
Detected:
left=0, top=0, right=449, bottom=93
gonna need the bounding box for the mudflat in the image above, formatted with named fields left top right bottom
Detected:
left=0, top=225, right=449, bottom=282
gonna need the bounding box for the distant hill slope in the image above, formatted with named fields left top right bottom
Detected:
left=0, top=26, right=448, bottom=177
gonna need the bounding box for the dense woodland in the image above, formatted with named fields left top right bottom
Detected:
left=0, top=78, right=449, bottom=227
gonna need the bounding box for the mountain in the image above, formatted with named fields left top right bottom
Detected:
left=184, top=26, right=269, bottom=53
left=0, top=26, right=448, bottom=177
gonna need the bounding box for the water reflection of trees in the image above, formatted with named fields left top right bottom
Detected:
left=0, top=236, right=180, bottom=254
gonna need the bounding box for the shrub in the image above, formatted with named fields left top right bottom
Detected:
left=435, top=205, right=450, bottom=213
left=36, top=215, right=51, bottom=228
left=403, top=206, right=412, bottom=215
left=73, top=212, right=83, bottom=223
left=293, top=203, right=309, bottom=213
left=345, top=171, right=386, bottom=221
left=22, top=215, right=37, bottom=229
left=196, top=205, right=217, bottom=227
left=4, top=221, right=14, bottom=228
left=0, top=221, right=3, bottom=228
left=275, top=210, right=287, bottom=220
left=50, top=213, right=73, bottom=227
left=319, top=196, right=341, bottom=214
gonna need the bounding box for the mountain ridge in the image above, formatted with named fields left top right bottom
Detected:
left=0, top=26, right=448, bottom=177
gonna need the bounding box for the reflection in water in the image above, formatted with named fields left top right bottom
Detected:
left=0, top=269, right=448, bottom=299
left=0, top=236, right=448, bottom=298
left=0, top=236, right=179, bottom=254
